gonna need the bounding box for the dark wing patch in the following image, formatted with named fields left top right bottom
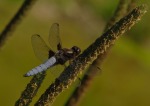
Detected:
left=48, top=50, right=55, bottom=58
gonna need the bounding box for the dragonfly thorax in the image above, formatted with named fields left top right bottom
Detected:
left=55, top=46, right=81, bottom=65
left=71, top=46, right=81, bottom=56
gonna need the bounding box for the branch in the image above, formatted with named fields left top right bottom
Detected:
left=65, top=0, right=131, bottom=105
left=127, top=0, right=137, bottom=12
left=35, top=4, right=147, bottom=106
left=15, top=72, right=46, bottom=106
left=105, top=0, right=129, bottom=31
left=0, top=0, right=37, bottom=48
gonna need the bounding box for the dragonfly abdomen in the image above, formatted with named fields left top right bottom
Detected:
left=24, top=56, right=56, bottom=77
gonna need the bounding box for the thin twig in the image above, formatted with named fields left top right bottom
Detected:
left=35, top=5, right=147, bottom=106
left=65, top=0, right=131, bottom=105
left=105, top=0, right=129, bottom=31
left=127, top=0, right=137, bottom=13
left=0, top=0, right=37, bottom=48
left=15, top=72, right=46, bottom=106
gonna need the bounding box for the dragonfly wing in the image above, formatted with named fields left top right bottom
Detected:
left=50, top=65, right=65, bottom=78
left=49, top=23, right=62, bottom=52
left=31, top=34, right=55, bottom=62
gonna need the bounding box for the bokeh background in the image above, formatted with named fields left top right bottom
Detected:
left=0, top=0, right=150, bottom=106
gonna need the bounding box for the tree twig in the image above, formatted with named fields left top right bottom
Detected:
left=15, top=72, right=46, bottom=106
left=65, top=0, right=134, bottom=106
left=105, top=0, right=129, bottom=31
left=0, top=0, right=37, bottom=48
left=127, top=0, right=137, bottom=12
left=35, top=4, right=147, bottom=106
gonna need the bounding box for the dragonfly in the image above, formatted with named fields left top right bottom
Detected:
left=24, top=23, right=81, bottom=77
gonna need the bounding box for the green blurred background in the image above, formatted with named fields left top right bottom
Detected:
left=0, top=0, right=150, bottom=106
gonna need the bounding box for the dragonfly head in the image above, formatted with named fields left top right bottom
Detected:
left=71, top=46, right=81, bottom=56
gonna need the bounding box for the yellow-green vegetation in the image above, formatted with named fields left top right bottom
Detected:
left=0, top=0, right=150, bottom=106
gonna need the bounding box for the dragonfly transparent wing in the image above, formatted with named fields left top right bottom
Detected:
left=31, top=34, right=55, bottom=62
left=49, top=64, right=65, bottom=78
left=49, top=23, right=62, bottom=52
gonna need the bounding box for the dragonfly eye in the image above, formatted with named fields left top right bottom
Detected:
left=71, top=46, right=81, bottom=55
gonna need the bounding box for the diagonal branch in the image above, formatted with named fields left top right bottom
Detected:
left=35, top=4, right=147, bottom=106
left=105, top=0, right=129, bottom=31
left=127, top=0, right=137, bottom=12
left=0, top=0, right=37, bottom=48
left=15, top=72, right=46, bottom=106
left=65, top=0, right=131, bottom=105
